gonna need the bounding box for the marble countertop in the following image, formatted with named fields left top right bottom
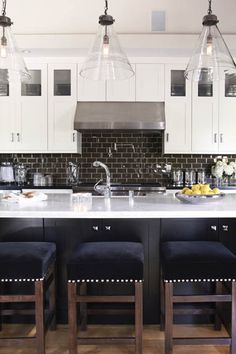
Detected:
left=0, top=192, right=235, bottom=219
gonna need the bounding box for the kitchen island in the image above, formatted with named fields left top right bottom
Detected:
left=0, top=192, right=236, bottom=325
left=0, top=192, right=235, bottom=218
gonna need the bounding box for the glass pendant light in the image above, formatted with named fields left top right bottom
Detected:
left=80, top=0, right=134, bottom=81
left=0, top=0, right=30, bottom=84
left=185, top=0, right=236, bottom=83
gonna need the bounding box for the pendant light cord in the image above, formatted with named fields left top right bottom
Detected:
left=2, top=0, right=7, bottom=16
left=208, top=0, right=212, bottom=15
left=104, top=0, right=108, bottom=15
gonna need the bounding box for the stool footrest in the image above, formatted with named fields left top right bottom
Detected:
left=77, top=295, right=135, bottom=303
left=0, top=295, right=36, bottom=303
left=77, top=336, right=135, bottom=345
left=173, top=337, right=231, bottom=345
left=172, top=295, right=231, bottom=303
left=0, top=337, right=36, bottom=347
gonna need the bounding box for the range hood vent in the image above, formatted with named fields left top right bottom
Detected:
left=74, top=102, right=165, bottom=131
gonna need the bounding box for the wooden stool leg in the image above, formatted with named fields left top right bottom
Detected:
left=231, top=281, right=236, bottom=354
left=160, top=276, right=165, bottom=331
left=214, top=281, right=222, bottom=331
left=35, top=280, right=45, bottom=354
left=165, top=282, right=173, bottom=354
left=80, top=283, right=87, bottom=331
left=68, top=282, right=78, bottom=354
left=135, top=282, right=143, bottom=354
left=49, top=265, right=56, bottom=331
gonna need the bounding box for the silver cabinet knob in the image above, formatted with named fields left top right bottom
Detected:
left=105, top=226, right=111, bottom=231
left=211, top=225, right=217, bottom=231
left=92, top=226, right=99, bottom=231
left=222, top=225, right=229, bottom=232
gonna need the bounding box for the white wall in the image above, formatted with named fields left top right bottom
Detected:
left=8, top=0, right=236, bottom=35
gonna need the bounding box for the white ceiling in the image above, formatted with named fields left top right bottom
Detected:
left=7, top=0, right=236, bottom=35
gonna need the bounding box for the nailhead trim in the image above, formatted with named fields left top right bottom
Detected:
left=68, top=279, right=144, bottom=283
left=164, top=278, right=236, bottom=283
left=0, top=277, right=44, bottom=282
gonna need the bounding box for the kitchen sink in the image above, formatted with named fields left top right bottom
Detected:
left=73, top=184, right=166, bottom=196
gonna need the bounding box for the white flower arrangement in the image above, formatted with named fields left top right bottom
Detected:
left=211, top=158, right=236, bottom=178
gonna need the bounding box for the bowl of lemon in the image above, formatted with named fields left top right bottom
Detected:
left=175, top=184, right=225, bottom=204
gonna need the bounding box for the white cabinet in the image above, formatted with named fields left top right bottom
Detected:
left=218, top=73, right=236, bottom=153
left=136, top=64, right=164, bottom=101
left=17, top=63, right=48, bottom=152
left=77, top=64, right=136, bottom=101
left=77, top=64, right=106, bottom=101
left=164, top=64, right=191, bottom=153
left=106, top=64, right=136, bottom=101
left=0, top=64, right=48, bottom=152
left=0, top=84, right=17, bottom=151
left=48, top=64, right=81, bottom=153
left=191, top=76, right=219, bottom=153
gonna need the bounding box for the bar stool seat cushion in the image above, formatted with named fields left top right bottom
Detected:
left=67, top=241, right=144, bottom=282
left=0, top=242, right=56, bottom=281
left=161, top=241, right=236, bottom=282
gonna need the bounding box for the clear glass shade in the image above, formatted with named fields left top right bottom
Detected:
left=80, top=24, right=134, bottom=81
left=0, top=25, right=30, bottom=83
left=185, top=24, right=236, bottom=82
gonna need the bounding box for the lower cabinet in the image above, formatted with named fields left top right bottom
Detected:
left=1, top=217, right=236, bottom=326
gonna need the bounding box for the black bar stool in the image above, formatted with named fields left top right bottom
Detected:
left=160, top=240, right=236, bottom=354
left=0, top=242, right=56, bottom=354
left=67, top=241, right=144, bottom=354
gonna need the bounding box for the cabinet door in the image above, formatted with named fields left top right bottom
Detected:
left=136, top=64, right=164, bottom=101
left=164, top=65, right=191, bottom=153
left=106, top=64, right=135, bottom=101
left=16, top=64, right=48, bottom=152
left=77, top=64, right=106, bottom=101
left=218, top=73, right=236, bottom=153
left=219, top=219, right=236, bottom=255
left=192, top=74, right=219, bottom=153
left=0, top=75, right=17, bottom=151
left=48, top=64, right=80, bottom=152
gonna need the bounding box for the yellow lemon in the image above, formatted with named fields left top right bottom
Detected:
left=182, top=187, right=189, bottom=194
left=185, top=189, right=193, bottom=195
left=192, top=184, right=201, bottom=192
left=212, top=188, right=220, bottom=194
left=200, top=184, right=211, bottom=194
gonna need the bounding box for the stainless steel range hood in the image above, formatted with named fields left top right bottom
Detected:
left=74, top=102, right=165, bottom=131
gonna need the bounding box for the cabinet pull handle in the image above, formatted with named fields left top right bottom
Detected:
left=92, top=226, right=99, bottom=231
left=17, top=133, right=20, bottom=142
left=211, top=225, right=217, bottom=231
left=222, top=225, right=228, bottom=232
left=166, top=133, right=169, bottom=142
left=73, top=132, right=76, bottom=142
left=214, top=133, right=217, bottom=144
left=11, top=133, right=14, bottom=142
left=105, top=226, right=111, bottom=231
left=220, top=133, right=223, bottom=143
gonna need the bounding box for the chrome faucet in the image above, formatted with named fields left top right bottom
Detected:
left=93, top=161, right=111, bottom=198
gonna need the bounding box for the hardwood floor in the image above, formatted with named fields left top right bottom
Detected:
left=0, top=324, right=230, bottom=354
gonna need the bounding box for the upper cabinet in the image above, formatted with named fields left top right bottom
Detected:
left=135, top=64, right=164, bottom=101
left=218, top=72, right=236, bottom=153
left=77, top=64, right=106, bottom=101
left=0, top=63, right=48, bottom=153
left=48, top=64, right=81, bottom=153
left=164, top=64, right=191, bottom=153
left=106, top=64, right=136, bottom=101
left=191, top=72, right=219, bottom=153
left=77, top=63, right=136, bottom=101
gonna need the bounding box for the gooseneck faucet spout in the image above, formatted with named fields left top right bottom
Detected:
left=93, top=161, right=111, bottom=198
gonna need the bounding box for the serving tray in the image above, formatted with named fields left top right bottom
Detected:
left=175, top=192, right=225, bottom=204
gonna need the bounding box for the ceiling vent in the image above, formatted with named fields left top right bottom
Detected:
left=151, top=11, right=166, bottom=32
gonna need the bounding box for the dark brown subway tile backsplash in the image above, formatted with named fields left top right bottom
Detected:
left=0, top=132, right=234, bottom=185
